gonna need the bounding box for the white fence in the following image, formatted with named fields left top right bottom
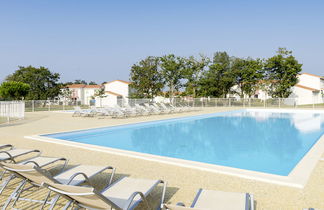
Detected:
left=0, top=101, right=25, bottom=123
left=22, top=97, right=324, bottom=112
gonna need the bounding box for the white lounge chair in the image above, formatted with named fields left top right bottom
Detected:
left=72, top=106, right=95, bottom=117
left=0, top=147, right=40, bottom=163
left=0, top=156, right=67, bottom=194
left=43, top=177, right=167, bottom=210
left=164, top=189, right=254, bottom=210
left=135, top=104, right=150, bottom=116
left=0, top=162, right=115, bottom=209
left=144, top=103, right=161, bottom=115
left=153, top=103, right=171, bottom=114
left=0, top=144, right=13, bottom=150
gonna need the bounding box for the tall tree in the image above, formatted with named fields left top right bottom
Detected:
left=199, top=52, right=235, bottom=97
left=232, top=57, right=264, bottom=98
left=6, top=66, right=61, bottom=100
left=88, top=81, right=97, bottom=85
left=183, top=55, right=210, bottom=97
left=264, top=48, right=302, bottom=98
left=74, top=80, right=87, bottom=84
left=129, top=56, right=164, bottom=98
left=0, top=81, right=30, bottom=100
left=160, top=54, right=185, bottom=99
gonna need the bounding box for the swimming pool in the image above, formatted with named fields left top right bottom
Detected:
left=43, top=109, right=324, bottom=176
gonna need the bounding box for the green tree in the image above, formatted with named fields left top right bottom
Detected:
left=0, top=81, right=30, bottom=100
left=232, top=57, right=264, bottom=98
left=6, top=66, right=61, bottom=100
left=199, top=52, right=235, bottom=97
left=93, top=87, right=106, bottom=107
left=88, top=81, right=97, bottom=85
left=264, top=48, right=302, bottom=98
left=129, top=56, right=164, bottom=98
left=183, top=55, right=210, bottom=97
left=74, top=80, right=87, bottom=84
left=160, top=54, right=185, bottom=99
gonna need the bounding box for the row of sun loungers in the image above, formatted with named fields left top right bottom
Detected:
left=72, top=103, right=199, bottom=118
left=0, top=143, right=254, bottom=209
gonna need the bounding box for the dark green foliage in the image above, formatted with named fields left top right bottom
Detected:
left=183, top=55, right=210, bottom=97
left=0, top=81, right=30, bottom=100
left=198, top=52, right=236, bottom=97
left=6, top=66, right=61, bottom=100
left=232, top=57, right=264, bottom=97
left=160, top=54, right=186, bottom=99
left=129, top=56, right=164, bottom=98
left=264, top=48, right=302, bottom=98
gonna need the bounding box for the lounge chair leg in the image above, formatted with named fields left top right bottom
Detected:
left=2, top=179, right=26, bottom=210
left=0, top=169, right=7, bottom=180
left=48, top=194, right=60, bottom=210
left=11, top=179, right=27, bottom=207
left=40, top=190, right=51, bottom=210
left=0, top=174, right=15, bottom=195
left=63, top=200, right=72, bottom=210
left=159, top=181, right=167, bottom=210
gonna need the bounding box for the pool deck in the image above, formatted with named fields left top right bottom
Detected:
left=1, top=107, right=324, bottom=209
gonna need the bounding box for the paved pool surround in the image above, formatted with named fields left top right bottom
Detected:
left=0, top=107, right=324, bottom=209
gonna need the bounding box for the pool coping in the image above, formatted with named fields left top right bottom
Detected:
left=25, top=108, right=324, bottom=189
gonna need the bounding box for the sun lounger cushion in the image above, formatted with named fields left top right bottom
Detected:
left=54, top=165, right=109, bottom=185
left=19, top=156, right=63, bottom=168
left=102, top=177, right=160, bottom=209
left=0, top=149, right=37, bottom=161
left=192, top=189, right=250, bottom=210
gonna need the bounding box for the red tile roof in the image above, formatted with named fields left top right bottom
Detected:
left=85, top=85, right=101, bottom=89
left=104, top=80, right=131, bottom=85
left=105, top=91, right=122, bottom=96
left=295, top=84, right=320, bottom=92
left=300, top=73, right=322, bottom=78
left=66, top=84, right=86, bottom=88
left=66, top=84, right=101, bottom=89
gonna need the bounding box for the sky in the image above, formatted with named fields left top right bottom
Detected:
left=0, top=0, right=323, bottom=83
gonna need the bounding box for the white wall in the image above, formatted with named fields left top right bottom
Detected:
left=69, top=88, right=83, bottom=101
left=95, top=94, right=118, bottom=107
left=298, top=74, right=321, bottom=90
left=104, top=81, right=129, bottom=97
left=289, top=86, right=315, bottom=105
left=84, top=88, right=99, bottom=105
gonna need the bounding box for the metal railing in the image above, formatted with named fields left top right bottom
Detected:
left=24, top=100, right=91, bottom=112
left=121, top=98, right=324, bottom=109
left=0, top=101, right=25, bottom=123
left=9, top=97, right=324, bottom=113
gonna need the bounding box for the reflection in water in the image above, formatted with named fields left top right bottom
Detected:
left=48, top=111, right=324, bottom=176
left=130, top=111, right=324, bottom=175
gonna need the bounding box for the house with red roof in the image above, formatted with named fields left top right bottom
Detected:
left=95, top=80, right=132, bottom=107
left=61, top=84, right=101, bottom=105
left=288, top=73, right=324, bottom=105
left=228, top=73, right=324, bottom=105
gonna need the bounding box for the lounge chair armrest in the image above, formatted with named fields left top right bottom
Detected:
left=0, top=151, right=13, bottom=162
left=102, top=166, right=116, bottom=187
left=0, top=144, right=13, bottom=150
left=176, top=202, right=185, bottom=206
left=22, top=160, right=40, bottom=167
left=124, top=191, right=150, bottom=210
left=67, top=172, right=91, bottom=185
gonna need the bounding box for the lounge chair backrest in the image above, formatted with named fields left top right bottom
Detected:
left=44, top=183, right=119, bottom=209
left=0, top=162, right=56, bottom=185
left=163, top=204, right=203, bottom=210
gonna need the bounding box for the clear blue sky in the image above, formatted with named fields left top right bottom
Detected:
left=0, top=0, right=323, bottom=83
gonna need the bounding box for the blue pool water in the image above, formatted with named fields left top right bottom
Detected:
left=44, top=110, right=324, bottom=176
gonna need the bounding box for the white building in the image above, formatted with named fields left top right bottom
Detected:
left=228, top=73, right=324, bottom=105
left=288, top=73, right=324, bottom=105
left=62, top=84, right=101, bottom=105
left=95, top=80, right=132, bottom=107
